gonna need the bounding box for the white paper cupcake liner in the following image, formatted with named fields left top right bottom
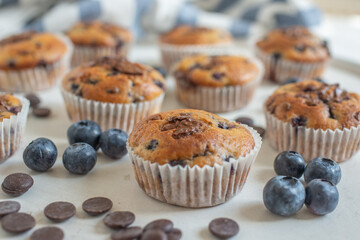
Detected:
left=61, top=89, right=164, bottom=133
left=0, top=96, right=29, bottom=163
left=71, top=42, right=131, bottom=67
left=128, top=124, right=262, bottom=208
left=0, top=34, right=73, bottom=93
left=159, top=42, right=233, bottom=73
left=255, top=47, right=328, bottom=84
left=265, top=109, right=360, bottom=163
left=174, top=56, right=264, bottom=113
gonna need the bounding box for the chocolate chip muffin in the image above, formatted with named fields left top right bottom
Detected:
left=173, top=55, right=264, bottom=112
left=67, top=21, right=132, bottom=66
left=128, top=109, right=262, bottom=207
left=0, top=94, right=22, bottom=121
left=265, top=80, right=360, bottom=162
left=255, top=26, right=330, bottom=83
left=0, top=31, right=72, bottom=92
left=61, top=57, right=165, bottom=132
left=159, top=25, right=233, bottom=72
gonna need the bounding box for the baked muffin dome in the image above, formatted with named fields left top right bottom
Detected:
left=128, top=109, right=255, bottom=167
left=0, top=94, right=22, bottom=121
left=256, top=26, right=330, bottom=63
left=160, top=25, right=233, bottom=45
left=174, top=55, right=259, bottom=87
left=62, top=57, right=165, bottom=103
left=0, top=31, right=67, bottom=70
left=66, top=21, right=132, bottom=47
left=266, top=80, right=360, bottom=130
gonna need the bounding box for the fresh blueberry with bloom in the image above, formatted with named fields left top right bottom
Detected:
left=274, top=151, right=305, bottom=178
left=100, top=129, right=128, bottom=159
left=263, top=176, right=305, bottom=216
left=67, top=120, right=102, bottom=150
left=304, top=157, right=341, bottom=185
left=305, top=179, right=339, bottom=215
left=63, top=143, right=97, bottom=175
left=23, top=138, right=58, bottom=172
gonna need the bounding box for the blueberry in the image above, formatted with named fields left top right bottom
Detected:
left=23, top=138, right=58, bottom=172
left=62, top=143, right=97, bottom=175
left=305, top=179, right=339, bottom=215
left=263, top=176, right=305, bottom=216
left=280, top=77, right=301, bottom=85
left=274, top=151, right=305, bottom=178
left=304, top=157, right=341, bottom=185
left=67, top=120, right=102, bottom=150
left=100, top=129, right=128, bottom=159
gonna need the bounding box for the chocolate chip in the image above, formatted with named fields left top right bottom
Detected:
left=209, top=218, right=239, bottom=239
left=189, top=63, right=202, bottom=71
left=294, top=45, right=306, bottom=52
left=169, top=160, right=186, bottom=167
left=354, top=111, right=360, bottom=121
left=71, top=83, right=80, bottom=93
left=167, top=228, right=182, bottom=240
left=133, top=96, right=145, bottom=103
left=30, top=226, right=64, bottom=240
left=1, top=212, right=35, bottom=233
left=149, top=115, right=162, bottom=121
left=146, top=139, right=159, bottom=150
left=115, top=40, right=124, bottom=52
left=7, top=60, right=16, bottom=68
left=154, top=80, right=165, bottom=90
left=1, top=173, right=34, bottom=197
left=253, top=126, right=266, bottom=138
left=141, top=229, right=167, bottom=240
left=33, top=107, right=51, bottom=118
left=235, top=117, right=254, bottom=126
left=212, top=72, right=225, bottom=80
left=0, top=201, right=21, bottom=217
left=87, top=79, right=99, bottom=85
left=25, top=93, right=41, bottom=108
left=37, top=60, right=48, bottom=68
left=103, top=211, right=135, bottom=229
left=328, top=108, right=336, bottom=119
left=291, top=116, right=307, bottom=127
left=106, top=88, right=120, bottom=94
left=9, top=106, right=21, bottom=114
left=272, top=52, right=282, bottom=60
left=111, top=226, right=143, bottom=240
left=144, top=219, right=173, bottom=232
left=82, top=197, right=113, bottom=216
left=44, top=201, right=76, bottom=222
left=107, top=71, right=120, bottom=76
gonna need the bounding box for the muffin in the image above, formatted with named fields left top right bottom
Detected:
left=61, top=56, right=165, bottom=133
left=265, top=80, right=360, bottom=162
left=159, top=25, right=233, bottom=72
left=173, top=55, right=264, bottom=112
left=255, top=26, right=330, bottom=83
left=127, top=109, right=262, bottom=208
left=67, top=21, right=132, bottom=67
left=0, top=31, right=72, bottom=92
left=0, top=94, right=29, bottom=163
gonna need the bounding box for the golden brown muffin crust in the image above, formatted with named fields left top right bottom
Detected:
left=266, top=80, right=360, bottom=130
left=0, top=94, right=22, bottom=121
left=62, top=57, right=165, bottom=103
left=67, top=21, right=132, bottom=47
left=160, top=25, right=233, bottom=45
left=256, top=26, right=330, bottom=62
left=0, top=31, right=67, bottom=70
left=174, top=55, right=259, bottom=87
left=128, top=109, right=255, bottom=167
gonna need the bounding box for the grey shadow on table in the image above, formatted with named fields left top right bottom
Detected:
left=239, top=202, right=287, bottom=222
left=253, top=138, right=278, bottom=167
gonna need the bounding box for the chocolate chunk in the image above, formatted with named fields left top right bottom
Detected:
left=44, top=201, right=76, bottom=222
left=217, top=122, right=237, bottom=130
left=25, top=93, right=41, bottom=108
left=167, top=228, right=182, bottom=240
left=30, top=226, right=64, bottom=240
left=0, top=201, right=21, bottom=217
left=188, top=63, right=202, bottom=71
left=112, top=59, right=145, bottom=75
left=1, top=173, right=34, bottom=197
left=9, top=106, right=21, bottom=114
left=154, top=80, right=165, bottom=90
left=82, top=197, right=113, bottom=216
left=354, top=111, right=360, bottom=121
left=272, top=52, right=282, bottom=60
left=146, top=139, right=159, bottom=150
left=209, top=218, right=239, bottom=239
left=235, top=117, right=254, bottom=126
left=37, top=60, right=48, bottom=68
left=33, top=107, right=51, bottom=118
left=149, top=114, right=162, bottom=121
left=169, top=160, right=186, bottom=167
left=253, top=126, right=266, bottom=138
left=144, top=219, right=173, bottom=232
left=328, top=108, right=336, bottom=119
left=106, top=88, right=120, bottom=94
left=71, top=83, right=80, bottom=93
left=161, top=114, right=205, bottom=139
left=103, top=211, right=135, bottom=229
left=1, top=212, right=35, bottom=233
left=87, top=79, right=99, bottom=85
left=212, top=72, right=225, bottom=80
left=7, top=60, right=16, bottom=68
left=294, top=45, right=306, bottom=52
left=111, top=226, right=143, bottom=240
left=141, top=229, right=167, bottom=240
left=133, top=96, right=145, bottom=103
left=107, top=71, right=120, bottom=76
left=291, top=116, right=307, bottom=127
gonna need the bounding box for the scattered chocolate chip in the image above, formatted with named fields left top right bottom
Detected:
left=141, top=229, right=167, bottom=240
left=1, top=173, right=34, bottom=197
left=146, top=139, right=159, bottom=150
left=33, top=107, right=51, bottom=118
left=82, top=197, right=113, bottom=216
left=209, top=218, right=239, bottom=239
left=167, top=228, right=182, bottom=240
left=144, top=219, right=173, bottom=233
left=253, top=126, right=266, bottom=138
left=0, top=201, right=21, bottom=217
left=291, top=116, right=307, bottom=127
left=111, top=226, right=143, bottom=240
left=1, top=212, right=35, bottom=233
left=25, top=93, right=41, bottom=108
left=104, top=211, right=135, bottom=229
left=212, top=72, right=225, bottom=80
left=44, top=201, right=76, bottom=222
left=30, top=226, right=64, bottom=240
left=235, top=117, right=254, bottom=126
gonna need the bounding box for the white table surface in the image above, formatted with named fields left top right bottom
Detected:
left=0, top=44, right=359, bottom=240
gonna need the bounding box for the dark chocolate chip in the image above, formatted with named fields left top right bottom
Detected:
left=44, top=201, right=76, bottom=222
left=209, top=218, right=239, bottom=239
left=154, top=80, right=165, bottom=90
left=149, top=114, right=162, bottom=121
left=1, top=173, right=34, bottom=197
left=7, top=60, right=16, bottom=68
left=103, top=211, right=135, bottom=229
left=133, top=96, right=145, bottom=103
left=107, top=71, right=120, bottom=76
left=82, top=197, right=113, bottom=216
left=71, top=83, right=80, bottom=93
left=111, top=226, right=143, bottom=240
left=25, top=93, right=41, bottom=108
left=272, top=52, right=282, bottom=60
left=294, top=45, right=306, bottom=52
left=189, top=63, right=202, bottom=71
left=167, top=228, right=182, bottom=240
left=106, top=88, right=120, bottom=94
left=253, top=126, right=266, bottom=138
left=235, top=117, right=254, bottom=126
left=0, top=201, right=21, bottom=217
left=33, top=107, right=51, bottom=118
left=212, top=72, right=225, bottom=80
left=291, top=116, right=307, bottom=127
left=87, top=79, right=99, bottom=85
left=141, top=229, right=167, bottom=240
left=144, top=219, right=174, bottom=233
left=354, top=111, right=360, bottom=121
left=1, top=212, right=35, bottom=233
left=169, top=160, right=186, bottom=167
left=328, top=108, right=336, bottom=119
left=146, top=139, right=159, bottom=151
left=30, top=226, right=64, bottom=240
left=37, top=60, right=48, bottom=68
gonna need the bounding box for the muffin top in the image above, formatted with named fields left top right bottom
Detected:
left=160, top=25, right=233, bottom=45
left=0, top=31, right=67, bottom=70
left=62, top=57, right=165, bottom=103
left=174, top=55, right=259, bottom=87
left=128, top=109, right=255, bottom=167
left=256, top=26, right=330, bottom=62
left=0, top=94, right=22, bottom=121
left=66, top=21, right=132, bottom=47
left=266, top=80, right=360, bottom=130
